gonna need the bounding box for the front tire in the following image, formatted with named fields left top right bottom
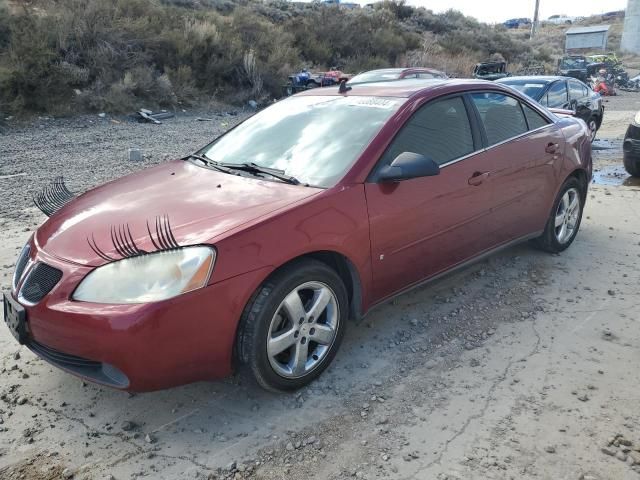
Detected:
left=624, top=155, right=640, bottom=177
left=236, top=259, right=348, bottom=392
left=535, top=177, right=584, bottom=253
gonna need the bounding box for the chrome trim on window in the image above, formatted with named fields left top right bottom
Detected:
left=439, top=124, right=555, bottom=170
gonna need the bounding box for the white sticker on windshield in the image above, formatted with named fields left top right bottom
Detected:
left=524, top=84, right=545, bottom=88
left=346, top=97, right=397, bottom=109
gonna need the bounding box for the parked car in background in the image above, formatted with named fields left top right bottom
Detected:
left=498, top=76, right=604, bottom=141
left=503, top=18, right=531, bottom=29
left=557, top=55, right=589, bottom=82
left=623, top=112, right=640, bottom=177
left=546, top=14, right=575, bottom=24
left=601, top=10, right=624, bottom=21
left=5, top=79, right=592, bottom=393
left=285, top=68, right=351, bottom=96
left=473, top=62, right=510, bottom=81
left=347, top=67, right=448, bottom=85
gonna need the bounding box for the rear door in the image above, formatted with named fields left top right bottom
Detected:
left=469, top=92, right=565, bottom=242
left=364, top=95, right=497, bottom=301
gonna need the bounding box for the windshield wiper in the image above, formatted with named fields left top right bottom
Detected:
left=220, top=162, right=301, bottom=185
left=185, top=154, right=236, bottom=175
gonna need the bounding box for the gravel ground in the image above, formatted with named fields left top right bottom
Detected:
left=1, top=95, right=640, bottom=480
left=0, top=110, right=249, bottom=220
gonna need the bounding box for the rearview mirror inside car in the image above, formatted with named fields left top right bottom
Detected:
left=378, top=152, right=440, bottom=182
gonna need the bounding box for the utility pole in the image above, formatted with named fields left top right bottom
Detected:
left=531, top=0, right=540, bottom=39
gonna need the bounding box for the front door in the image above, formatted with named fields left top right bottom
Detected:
left=364, top=95, right=497, bottom=302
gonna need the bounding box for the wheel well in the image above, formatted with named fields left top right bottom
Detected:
left=272, top=251, right=363, bottom=321
left=595, top=113, right=603, bottom=128
left=568, top=169, right=588, bottom=199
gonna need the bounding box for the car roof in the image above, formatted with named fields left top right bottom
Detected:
left=354, top=67, right=443, bottom=75
left=296, top=78, right=504, bottom=98
left=499, top=75, right=583, bottom=84
left=358, top=68, right=408, bottom=74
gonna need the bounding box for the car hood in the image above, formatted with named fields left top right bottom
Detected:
left=35, top=160, right=321, bottom=266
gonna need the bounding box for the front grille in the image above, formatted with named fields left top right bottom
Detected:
left=30, top=340, right=101, bottom=369
left=20, top=263, right=62, bottom=304
left=12, top=244, right=31, bottom=291
left=27, top=340, right=129, bottom=388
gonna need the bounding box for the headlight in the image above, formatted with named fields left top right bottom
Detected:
left=634, top=111, right=640, bottom=125
left=73, top=246, right=215, bottom=304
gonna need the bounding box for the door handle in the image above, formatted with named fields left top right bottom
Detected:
left=468, top=171, right=489, bottom=186
left=545, top=142, right=559, bottom=154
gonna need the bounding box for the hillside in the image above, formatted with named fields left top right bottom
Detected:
left=0, top=0, right=629, bottom=115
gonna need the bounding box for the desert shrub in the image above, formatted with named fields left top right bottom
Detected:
left=0, top=0, right=607, bottom=115
left=0, top=1, right=10, bottom=50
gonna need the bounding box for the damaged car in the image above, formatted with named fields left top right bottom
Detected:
left=497, top=76, right=604, bottom=142
left=5, top=79, right=592, bottom=392
left=623, top=112, right=640, bottom=177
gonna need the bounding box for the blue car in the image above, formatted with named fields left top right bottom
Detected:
left=503, top=18, right=531, bottom=29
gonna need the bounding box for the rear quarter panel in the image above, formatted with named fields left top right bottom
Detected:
left=557, top=116, right=592, bottom=181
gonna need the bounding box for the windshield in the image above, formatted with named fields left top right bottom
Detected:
left=500, top=80, right=548, bottom=100
left=349, top=71, right=402, bottom=84
left=561, top=58, right=586, bottom=70
left=201, top=95, right=402, bottom=187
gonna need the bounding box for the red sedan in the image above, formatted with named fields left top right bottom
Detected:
left=348, top=67, right=448, bottom=85
left=4, top=79, right=592, bottom=392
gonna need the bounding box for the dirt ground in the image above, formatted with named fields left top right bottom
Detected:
left=1, top=94, right=640, bottom=480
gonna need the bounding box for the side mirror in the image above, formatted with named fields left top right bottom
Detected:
left=377, top=152, right=440, bottom=183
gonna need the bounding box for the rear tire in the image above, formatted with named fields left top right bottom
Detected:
left=534, top=176, right=584, bottom=253
left=624, top=155, right=640, bottom=177
left=236, top=259, right=348, bottom=392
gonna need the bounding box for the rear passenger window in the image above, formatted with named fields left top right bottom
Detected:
left=471, top=93, right=527, bottom=146
left=381, top=96, right=474, bottom=167
left=522, top=104, right=549, bottom=130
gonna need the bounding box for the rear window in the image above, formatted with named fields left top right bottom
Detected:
left=471, top=93, right=528, bottom=146
left=501, top=81, right=548, bottom=101
left=522, top=104, right=549, bottom=130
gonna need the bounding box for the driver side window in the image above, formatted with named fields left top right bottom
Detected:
left=380, top=96, right=474, bottom=167
left=546, top=81, right=568, bottom=108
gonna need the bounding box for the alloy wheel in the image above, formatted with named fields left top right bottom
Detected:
left=554, top=187, right=581, bottom=244
left=588, top=119, right=598, bottom=142
left=267, top=281, right=339, bottom=378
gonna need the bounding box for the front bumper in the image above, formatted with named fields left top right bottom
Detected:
left=7, top=242, right=271, bottom=392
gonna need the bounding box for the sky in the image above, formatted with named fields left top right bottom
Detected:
left=355, top=0, right=630, bottom=24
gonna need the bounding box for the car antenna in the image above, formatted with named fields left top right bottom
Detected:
left=338, top=81, right=351, bottom=94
